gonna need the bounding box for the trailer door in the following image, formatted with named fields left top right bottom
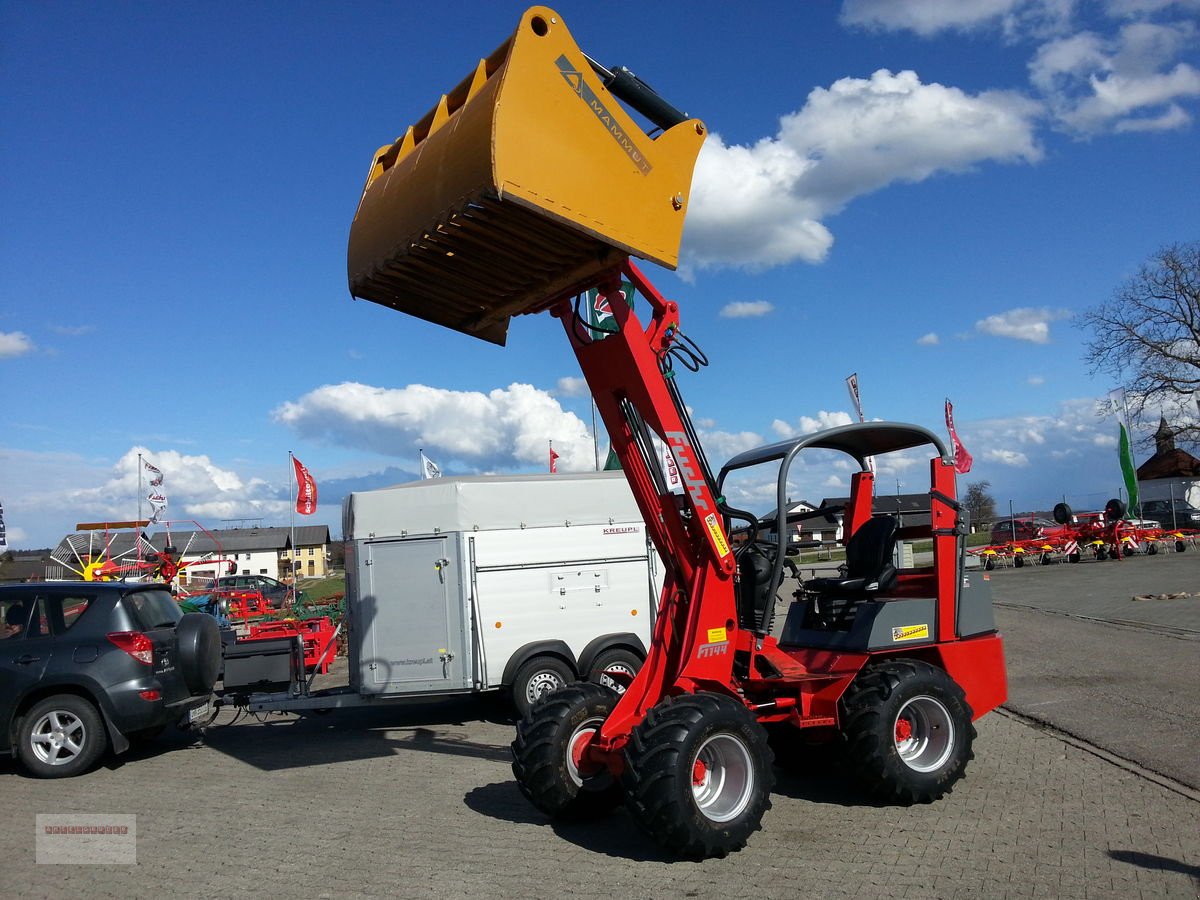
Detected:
left=361, top=537, right=468, bottom=693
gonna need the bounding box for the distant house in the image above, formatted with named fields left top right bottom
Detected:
left=0, top=550, right=54, bottom=583
left=1136, top=418, right=1200, bottom=506
left=817, top=492, right=933, bottom=537
left=46, top=525, right=332, bottom=584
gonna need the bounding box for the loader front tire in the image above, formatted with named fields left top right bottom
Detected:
left=840, top=659, right=975, bottom=805
left=511, top=683, right=622, bottom=821
left=621, top=693, right=773, bottom=859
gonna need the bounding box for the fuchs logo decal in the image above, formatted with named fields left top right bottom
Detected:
left=555, top=55, right=652, bottom=174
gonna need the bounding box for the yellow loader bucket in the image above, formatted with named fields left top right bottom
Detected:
left=347, top=6, right=706, bottom=345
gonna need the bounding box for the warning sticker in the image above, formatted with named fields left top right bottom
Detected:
left=704, top=513, right=731, bottom=558
left=707, top=627, right=727, bottom=644
left=891, top=624, right=930, bottom=642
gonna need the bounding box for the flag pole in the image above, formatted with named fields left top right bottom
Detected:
left=289, top=450, right=296, bottom=584
left=137, top=453, right=143, bottom=523
left=590, top=401, right=599, bottom=471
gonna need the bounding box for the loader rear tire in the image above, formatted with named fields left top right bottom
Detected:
left=621, top=693, right=773, bottom=859
left=511, top=683, right=622, bottom=821
left=840, top=659, right=974, bottom=805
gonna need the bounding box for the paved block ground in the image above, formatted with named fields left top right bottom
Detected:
left=2, top=550, right=1198, bottom=897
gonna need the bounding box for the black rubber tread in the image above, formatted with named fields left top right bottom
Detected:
left=1053, top=502, right=1073, bottom=525
left=1105, top=498, right=1127, bottom=522
left=1013, top=555, right=1025, bottom=568
left=588, top=648, right=642, bottom=692
left=176, top=612, right=222, bottom=695
left=621, top=692, right=774, bottom=859
left=511, top=655, right=574, bottom=718
left=511, top=682, right=622, bottom=820
left=839, top=659, right=975, bottom=805
left=17, top=694, right=108, bottom=778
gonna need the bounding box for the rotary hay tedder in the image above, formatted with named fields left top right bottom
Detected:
left=345, top=6, right=1007, bottom=858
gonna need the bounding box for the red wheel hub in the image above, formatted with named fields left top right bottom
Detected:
left=692, top=759, right=708, bottom=786
left=895, top=717, right=913, bottom=743
left=570, top=728, right=600, bottom=777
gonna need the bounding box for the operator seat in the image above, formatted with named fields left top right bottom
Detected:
left=806, top=515, right=899, bottom=597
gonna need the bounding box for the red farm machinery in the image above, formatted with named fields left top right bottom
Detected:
left=344, top=6, right=1007, bottom=857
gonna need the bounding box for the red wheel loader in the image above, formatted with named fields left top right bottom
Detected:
left=345, top=6, right=1007, bottom=858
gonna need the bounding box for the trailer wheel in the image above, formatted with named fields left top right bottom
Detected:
left=1147, top=543, right=1159, bottom=555
left=840, top=659, right=975, bottom=805
left=1096, top=548, right=1108, bottom=561
left=511, top=682, right=622, bottom=820
left=1013, top=555, right=1025, bottom=568
left=621, top=693, right=774, bottom=859
left=588, top=648, right=641, bottom=695
left=1068, top=551, right=1081, bottom=563
left=512, top=656, right=573, bottom=717
left=1175, top=540, right=1187, bottom=553
left=983, top=558, right=995, bottom=571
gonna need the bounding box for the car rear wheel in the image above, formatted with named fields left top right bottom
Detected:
left=18, top=694, right=108, bottom=778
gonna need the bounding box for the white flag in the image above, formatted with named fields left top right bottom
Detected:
left=420, top=451, right=441, bottom=479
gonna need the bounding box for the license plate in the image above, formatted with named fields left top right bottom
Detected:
left=188, top=702, right=211, bottom=723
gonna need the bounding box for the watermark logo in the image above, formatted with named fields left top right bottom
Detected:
left=37, top=814, right=136, bottom=865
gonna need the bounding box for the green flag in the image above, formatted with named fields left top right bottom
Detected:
left=1118, top=422, right=1139, bottom=511
left=585, top=281, right=636, bottom=338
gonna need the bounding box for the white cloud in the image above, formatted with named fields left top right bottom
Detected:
left=555, top=376, right=589, bottom=398
left=719, top=301, right=775, bottom=318
left=698, top=429, right=765, bottom=461
left=840, top=0, right=1075, bottom=38
left=1028, top=374, right=1046, bottom=385
left=47, top=324, right=95, bottom=337
left=0, top=331, right=34, bottom=358
left=274, top=382, right=594, bottom=472
left=917, top=332, right=940, bottom=345
left=975, top=306, right=1070, bottom=342
left=682, top=70, right=1041, bottom=274
left=1030, top=22, right=1200, bottom=133
left=773, top=410, right=856, bottom=438
left=984, top=448, right=1032, bottom=465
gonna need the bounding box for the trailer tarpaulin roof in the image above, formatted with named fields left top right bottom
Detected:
left=343, top=472, right=644, bottom=540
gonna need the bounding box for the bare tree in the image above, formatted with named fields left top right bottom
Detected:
left=963, top=480, right=996, bottom=529
left=1079, top=241, right=1200, bottom=446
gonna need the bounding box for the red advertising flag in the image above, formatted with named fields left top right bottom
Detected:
left=292, top=455, right=318, bottom=515
left=944, top=399, right=973, bottom=474
left=549, top=446, right=560, bottom=474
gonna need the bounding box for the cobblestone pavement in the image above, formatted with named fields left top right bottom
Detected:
left=3, top=695, right=1198, bottom=898
left=2, top=552, right=1198, bottom=897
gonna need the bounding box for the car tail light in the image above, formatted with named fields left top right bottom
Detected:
left=138, top=689, right=161, bottom=702
left=107, top=631, right=154, bottom=665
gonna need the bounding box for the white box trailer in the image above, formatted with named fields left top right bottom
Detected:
left=241, top=472, right=659, bottom=715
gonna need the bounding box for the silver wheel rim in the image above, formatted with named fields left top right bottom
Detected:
left=894, top=695, right=955, bottom=773
left=691, top=733, right=754, bottom=823
left=566, top=716, right=605, bottom=788
left=598, top=663, right=634, bottom=694
left=30, top=710, right=88, bottom=767
left=525, top=670, right=565, bottom=705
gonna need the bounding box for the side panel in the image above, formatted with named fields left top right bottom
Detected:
left=355, top=537, right=469, bottom=695
left=471, top=524, right=656, bottom=688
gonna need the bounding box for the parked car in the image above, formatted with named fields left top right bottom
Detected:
left=1138, top=499, right=1200, bottom=531
left=205, top=574, right=304, bottom=608
left=0, top=582, right=220, bottom=778
left=989, top=517, right=1064, bottom=544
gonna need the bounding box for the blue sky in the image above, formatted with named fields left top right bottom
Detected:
left=2, top=0, right=1199, bottom=548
